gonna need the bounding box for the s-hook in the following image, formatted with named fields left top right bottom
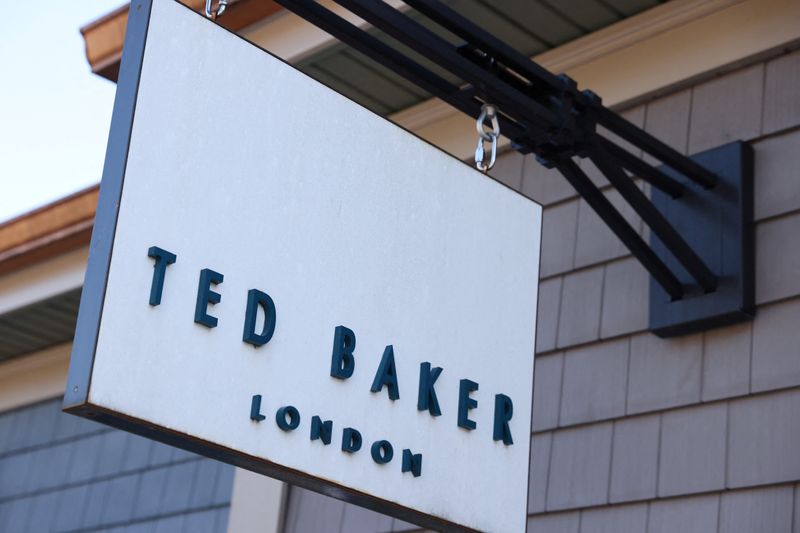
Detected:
left=205, top=0, right=228, bottom=19
left=475, top=104, right=499, bottom=172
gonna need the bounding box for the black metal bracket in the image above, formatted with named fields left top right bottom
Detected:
left=650, top=141, right=754, bottom=336
left=273, top=0, right=755, bottom=337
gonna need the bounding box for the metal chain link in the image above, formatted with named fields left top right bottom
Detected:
left=205, top=0, right=228, bottom=19
left=475, top=104, right=499, bottom=173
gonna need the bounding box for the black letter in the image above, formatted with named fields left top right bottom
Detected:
left=195, top=268, right=223, bottom=328
left=370, top=345, right=400, bottom=400
left=147, top=246, right=176, bottom=306
left=493, top=394, right=514, bottom=445
left=417, top=362, right=443, bottom=416
left=457, top=379, right=479, bottom=430
left=401, top=449, right=422, bottom=477
left=330, top=326, right=356, bottom=379
left=275, top=406, right=300, bottom=431
left=242, top=289, right=277, bottom=347
left=371, top=440, right=394, bottom=464
left=342, top=427, right=362, bottom=453
left=250, top=394, right=266, bottom=422
left=310, top=416, right=333, bottom=445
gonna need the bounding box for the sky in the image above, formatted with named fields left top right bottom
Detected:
left=0, top=1, right=125, bottom=223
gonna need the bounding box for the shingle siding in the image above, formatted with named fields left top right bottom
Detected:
left=608, top=414, right=660, bottom=503
left=281, top=48, right=800, bottom=532
left=626, top=332, right=703, bottom=414
left=727, top=390, right=800, bottom=489
left=0, top=398, right=235, bottom=533
left=531, top=352, right=563, bottom=432
left=546, top=423, right=613, bottom=511
left=573, top=188, right=642, bottom=269
left=556, top=267, right=605, bottom=348
left=642, top=89, right=691, bottom=164
left=559, top=338, right=628, bottom=426
left=688, top=64, right=764, bottom=153
left=488, top=150, right=525, bottom=191
left=751, top=299, right=800, bottom=392
left=528, top=432, right=552, bottom=514
left=752, top=130, right=800, bottom=221
left=540, top=200, right=579, bottom=278
left=647, top=494, right=719, bottom=533
left=763, top=49, right=800, bottom=135
left=521, top=156, right=576, bottom=207
left=579, top=503, right=648, bottom=533
left=599, top=257, right=649, bottom=339
left=657, top=403, right=727, bottom=497
left=527, top=511, right=580, bottom=533
left=718, top=486, right=795, bottom=533
left=701, top=321, right=751, bottom=402
left=535, top=277, right=563, bottom=354
left=755, top=213, right=800, bottom=305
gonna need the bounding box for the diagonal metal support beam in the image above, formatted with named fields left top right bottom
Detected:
left=595, top=137, right=685, bottom=198
left=273, top=0, right=529, bottom=140
left=331, top=0, right=558, bottom=129
left=274, top=0, right=748, bottom=314
left=588, top=144, right=717, bottom=293
left=594, top=107, right=719, bottom=188
left=555, top=159, right=684, bottom=300
left=273, top=2, right=465, bottom=113
left=400, top=0, right=563, bottom=93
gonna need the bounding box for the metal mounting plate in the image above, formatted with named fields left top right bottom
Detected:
left=649, top=141, right=754, bottom=337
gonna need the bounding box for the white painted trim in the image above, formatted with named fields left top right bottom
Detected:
left=556, top=0, right=800, bottom=106
left=533, top=0, right=744, bottom=76
left=0, top=343, right=70, bottom=413
left=0, top=247, right=88, bottom=315
left=227, top=469, right=287, bottom=533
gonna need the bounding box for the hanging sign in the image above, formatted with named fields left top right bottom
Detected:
left=64, top=0, right=541, bottom=531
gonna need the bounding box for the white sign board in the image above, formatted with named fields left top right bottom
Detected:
left=64, top=1, right=542, bottom=531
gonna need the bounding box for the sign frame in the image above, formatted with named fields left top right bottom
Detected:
left=63, top=1, right=542, bottom=531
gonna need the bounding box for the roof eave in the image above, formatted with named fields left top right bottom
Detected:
left=0, top=185, right=99, bottom=276
left=82, top=0, right=283, bottom=82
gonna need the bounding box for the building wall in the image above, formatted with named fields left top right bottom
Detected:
left=281, top=46, right=800, bottom=533
left=0, top=397, right=235, bottom=532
